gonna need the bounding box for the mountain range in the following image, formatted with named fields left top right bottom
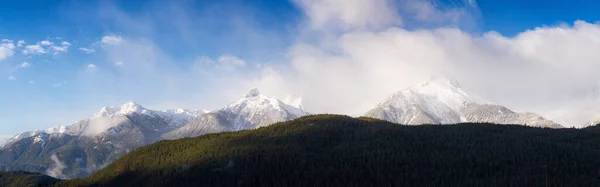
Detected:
left=0, top=78, right=579, bottom=178
left=0, top=88, right=307, bottom=178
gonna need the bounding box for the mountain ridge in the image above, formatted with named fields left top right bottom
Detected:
left=163, top=88, right=308, bottom=139
left=0, top=89, right=308, bottom=179
left=364, top=78, right=562, bottom=128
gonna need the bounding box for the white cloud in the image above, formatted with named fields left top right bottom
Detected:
left=51, top=45, right=68, bottom=54
left=23, top=40, right=70, bottom=55
left=0, top=41, right=15, bottom=60
left=23, top=44, right=47, bottom=55
left=50, top=41, right=71, bottom=54
left=294, top=0, right=401, bottom=30
left=17, top=40, right=25, bottom=47
left=40, top=40, right=53, bottom=46
left=46, top=154, right=67, bottom=179
left=87, top=64, right=97, bottom=69
left=99, top=35, right=166, bottom=72
left=218, top=55, right=246, bottom=68
left=8, top=76, right=16, bottom=81
left=82, top=116, right=128, bottom=137
left=101, top=35, right=123, bottom=45
left=79, top=47, right=96, bottom=54
left=18, top=62, right=30, bottom=68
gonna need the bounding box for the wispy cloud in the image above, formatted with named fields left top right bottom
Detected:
left=23, top=44, right=47, bottom=55
left=17, top=62, right=31, bottom=68
left=101, top=35, right=123, bottom=45
left=46, top=154, right=67, bottom=179
left=7, top=76, right=16, bottom=81
left=23, top=39, right=71, bottom=55
left=293, top=0, right=401, bottom=30
left=53, top=81, right=67, bottom=87
left=51, top=42, right=71, bottom=54
left=16, top=40, right=25, bottom=47
left=79, top=47, right=96, bottom=54
left=40, top=40, right=53, bottom=46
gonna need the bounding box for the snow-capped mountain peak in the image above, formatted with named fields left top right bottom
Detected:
left=225, top=88, right=308, bottom=130
left=92, top=102, right=150, bottom=118
left=163, top=88, right=309, bottom=139
left=3, top=102, right=208, bottom=149
left=119, top=102, right=146, bottom=114
left=46, top=125, right=69, bottom=134
left=365, top=78, right=561, bottom=128
left=94, top=106, right=119, bottom=118
left=1, top=125, right=68, bottom=149
left=227, top=88, right=307, bottom=117
left=401, top=77, right=483, bottom=111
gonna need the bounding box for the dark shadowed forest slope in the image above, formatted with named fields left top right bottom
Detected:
left=5, top=114, right=600, bottom=186
left=0, top=171, right=61, bottom=187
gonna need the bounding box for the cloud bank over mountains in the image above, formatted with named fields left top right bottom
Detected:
left=2, top=0, right=600, bottom=131
left=248, top=0, right=600, bottom=126
left=56, top=0, right=600, bottom=127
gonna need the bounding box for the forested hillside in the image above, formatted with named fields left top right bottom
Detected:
left=0, top=171, right=61, bottom=187
left=50, top=114, right=600, bottom=187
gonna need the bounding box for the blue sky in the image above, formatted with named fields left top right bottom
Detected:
left=2, top=0, right=600, bottom=138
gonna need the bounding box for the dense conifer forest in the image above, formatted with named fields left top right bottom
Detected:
left=0, top=171, right=61, bottom=187
left=3, top=114, right=600, bottom=186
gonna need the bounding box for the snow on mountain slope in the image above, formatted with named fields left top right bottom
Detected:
left=1, top=102, right=206, bottom=149
left=164, top=88, right=309, bottom=139
left=0, top=102, right=210, bottom=178
left=1, top=130, right=44, bottom=148
left=365, top=78, right=562, bottom=128
left=460, top=104, right=562, bottom=128
left=91, top=102, right=204, bottom=127
left=223, top=88, right=308, bottom=130
left=364, top=78, right=482, bottom=125
left=66, top=102, right=204, bottom=136
left=585, top=118, right=600, bottom=127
